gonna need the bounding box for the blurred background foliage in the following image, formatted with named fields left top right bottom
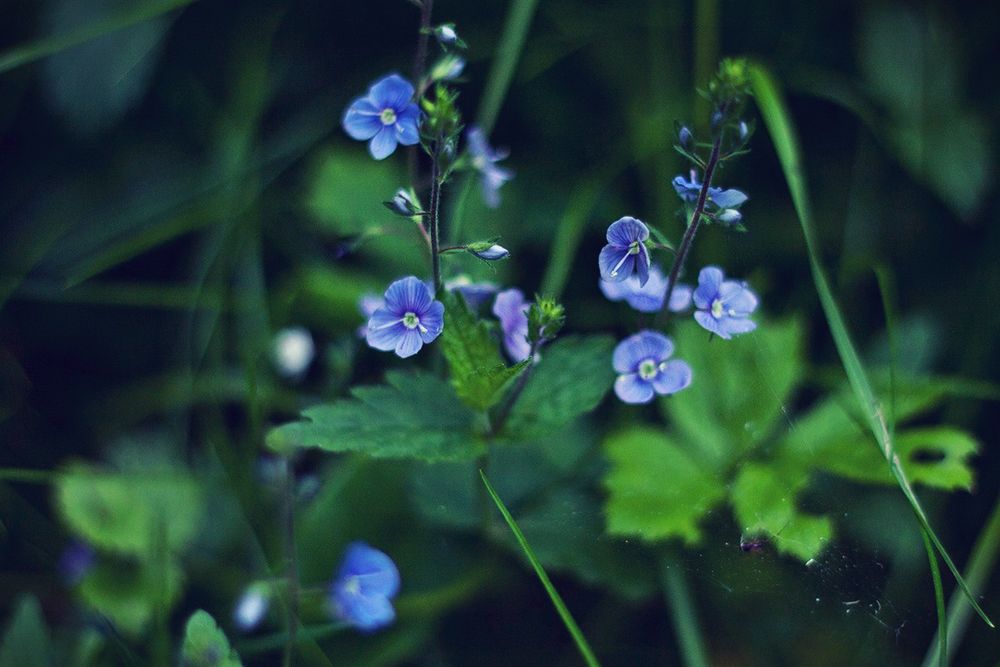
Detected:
left=1, top=0, right=999, bottom=665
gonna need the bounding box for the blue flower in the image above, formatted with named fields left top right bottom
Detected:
left=445, top=275, right=499, bottom=309
left=366, top=277, right=444, bottom=358
left=58, top=540, right=95, bottom=585
left=613, top=331, right=692, bottom=404
left=692, top=266, right=758, bottom=339
left=329, top=542, right=400, bottom=632
left=234, top=583, right=270, bottom=632
left=599, top=217, right=651, bottom=286
left=467, top=126, right=513, bottom=208
left=493, top=288, right=531, bottom=362
left=671, top=172, right=748, bottom=211
left=342, top=74, right=421, bottom=160
left=599, top=265, right=692, bottom=313
left=672, top=173, right=702, bottom=203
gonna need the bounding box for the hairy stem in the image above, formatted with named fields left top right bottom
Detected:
left=655, top=134, right=723, bottom=327
left=429, top=145, right=443, bottom=292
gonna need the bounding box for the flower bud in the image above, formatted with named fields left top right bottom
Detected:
left=678, top=125, right=693, bottom=149
left=717, top=208, right=742, bottom=225
left=467, top=241, right=510, bottom=261
left=429, top=55, right=465, bottom=82
left=383, top=188, right=420, bottom=217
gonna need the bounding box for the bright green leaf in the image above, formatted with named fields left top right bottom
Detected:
left=662, top=319, right=803, bottom=466
left=730, top=462, right=833, bottom=561
left=504, top=336, right=614, bottom=439
left=0, top=596, right=51, bottom=667
left=181, top=610, right=242, bottom=667
left=266, top=372, right=483, bottom=461
left=603, top=428, right=726, bottom=544
left=441, top=292, right=529, bottom=411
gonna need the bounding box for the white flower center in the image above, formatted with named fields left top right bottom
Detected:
left=343, top=576, right=361, bottom=595
left=380, top=108, right=397, bottom=125
left=711, top=298, right=725, bottom=318
left=638, top=359, right=658, bottom=380
left=627, top=240, right=641, bottom=255
left=403, top=312, right=420, bottom=329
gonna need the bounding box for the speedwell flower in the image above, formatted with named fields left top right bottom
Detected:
left=613, top=331, right=692, bottom=404
left=329, top=542, right=400, bottom=633
left=342, top=74, right=421, bottom=160
left=366, top=277, right=444, bottom=358
left=672, top=172, right=748, bottom=210
left=493, top=288, right=531, bottom=362
left=599, top=265, right=691, bottom=313
left=599, top=217, right=651, bottom=286
left=692, top=266, right=758, bottom=339
left=445, top=275, right=499, bottom=309
left=467, top=126, right=513, bottom=208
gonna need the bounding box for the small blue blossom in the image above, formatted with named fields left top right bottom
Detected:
left=599, top=265, right=692, bottom=313
left=434, top=24, right=458, bottom=46
left=234, top=583, right=270, bottom=632
left=58, top=540, right=95, bottom=585
left=493, top=288, right=531, bottom=362
left=445, top=275, right=499, bottom=309
left=366, top=277, right=444, bottom=358
left=672, top=172, right=748, bottom=211
left=329, top=542, right=400, bottom=633
left=599, top=217, right=651, bottom=286
left=467, top=126, right=513, bottom=208
left=342, top=74, right=421, bottom=160
left=692, top=266, right=759, bottom=339
left=612, top=331, right=692, bottom=404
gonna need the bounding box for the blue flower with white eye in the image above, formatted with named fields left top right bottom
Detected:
left=445, top=275, right=499, bottom=309
left=599, top=264, right=692, bottom=313
left=599, top=217, right=651, bottom=286
left=493, top=288, right=531, bottom=362
left=329, top=542, right=400, bottom=632
left=342, top=74, right=421, bottom=160
left=692, top=266, right=758, bottom=339
left=613, top=331, right=692, bottom=404
left=466, top=126, right=513, bottom=208
left=366, top=277, right=444, bottom=358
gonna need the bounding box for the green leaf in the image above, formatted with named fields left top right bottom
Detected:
left=0, top=596, right=51, bottom=667
left=503, top=336, right=615, bottom=439
left=441, top=292, right=529, bottom=411
left=603, top=428, right=727, bottom=544
left=55, top=464, right=202, bottom=558
left=730, top=462, right=833, bottom=561
left=181, top=610, right=242, bottom=667
left=79, top=558, right=182, bottom=635
left=266, top=372, right=482, bottom=461
left=662, top=318, right=803, bottom=465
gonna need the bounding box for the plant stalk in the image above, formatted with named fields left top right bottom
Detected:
left=429, top=145, right=443, bottom=292
left=282, top=459, right=299, bottom=667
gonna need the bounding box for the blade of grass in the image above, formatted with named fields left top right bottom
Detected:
left=660, top=555, right=710, bottom=667
left=479, top=469, right=601, bottom=667
left=749, top=62, right=993, bottom=629
left=0, top=0, right=199, bottom=74
left=922, top=530, right=949, bottom=666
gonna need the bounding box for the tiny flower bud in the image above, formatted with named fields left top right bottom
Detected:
left=234, top=583, right=271, bottom=632
left=718, top=208, right=742, bottom=225
left=678, top=125, right=694, bottom=149
left=383, top=188, right=420, bottom=217
left=528, top=296, right=565, bottom=344
left=710, top=110, right=723, bottom=130
left=467, top=242, right=510, bottom=261
left=429, top=55, right=465, bottom=82
left=738, top=120, right=749, bottom=142
left=435, top=24, right=458, bottom=45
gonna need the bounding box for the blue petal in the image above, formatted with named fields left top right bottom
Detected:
left=369, top=74, right=415, bottom=111
left=466, top=126, right=489, bottom=159
left=337, top=542, right=401, bottom=596
left=599, top=245, right=630, bottom=282
left=395, top=104, right=421, bottom=145
left=693, top=266, right=724, bottom=309
left=635, top=242, right=650, bottom=286
left=605, top=217, right=649, bottom=246
left=335, top=592, right=396, bottom=632
left=418, top=300, right=445, bottom=343
left=672, top=175, right=700, bottom=202
left=718, top=280, right=758, bottom=315
left=492, top=288, right=528, bottom=331
left=693, top=310, right=730, bottom=339
left=668, top=284, right=693, bottom=312
left=384, top=276, right=433, bottom=314
left=503, top=326, right=531, bottom=362
left=614, top=374, right=655, bottom=404
left=369, top=126, right=399, bottom=160
left=366, top=309, right=405, bottom=351
left=710, top=188, right=748, bottom=208
left=342, top=98, right=382, bottom=140
left=653, top=360, right=692, bottom=395
left=612, top=330, right=673, bottom=374
left=718, top=317, right=757, bottom=338
left=395, top=329, right=423, bottom=358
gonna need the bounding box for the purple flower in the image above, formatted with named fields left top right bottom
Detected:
left=599, top=217, right=651, bottom=286
left=342, top=74, right=421, bottom=160
left=692, top=266, right=758, bottom=339
left=329, top=542, right=400, bottom=632
left=58, top=540, right=95, bottom=585
left=366, top=277, right=444, bottom=358
left=493, top=288, right=531, bottom=362
left=445, top=275, right=499, bottom=309
left=613, top=331, right=692, bottom=404
left=467, top=126, right=513, bottom=208
left=599, top=265, right=692, bottom=313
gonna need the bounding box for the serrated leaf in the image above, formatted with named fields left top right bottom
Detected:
left=181, top=610, right=242, bottom=667
left=0, top=596, right=51, bottom=667
left=504, top=336, right=615, bottom=439
left=267, top=371, right=482, bottom=461
left=79, top=558, right=182, bottom=635
left=441, top=292, right=528, bottom=411
left=661, top=318, right=803, bottom=465
left=730, top=462, right=833, bottom=561
left=603, top=428, right=727, bottom=544
left=55, top=464, right=202, bottom=558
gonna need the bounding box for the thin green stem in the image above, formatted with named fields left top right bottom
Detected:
left=922, top=531, right=948, bottom=667
left=0, top=468, right=57, bottom=484
left=479, top=470, right=601, bottom=667
left=660, top=555, right=710, bottom=667
left=408, top=0, right=434, bottom=182
left=282, top=459, right=299, bottom=667
left=655, top=134, right=723, bottom=328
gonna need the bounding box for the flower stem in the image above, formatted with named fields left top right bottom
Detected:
left=408, top=0, right=434, bottom=182
left=655, top=133, right=723, bottom=328
left=282, top=458, right=299, bottom=667
left=429, top=144, right=443, bottom=293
